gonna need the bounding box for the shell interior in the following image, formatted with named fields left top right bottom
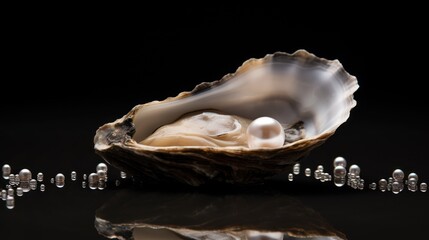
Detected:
left=133, top=51, right=357, bottom=149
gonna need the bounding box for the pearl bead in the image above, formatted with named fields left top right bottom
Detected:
left=247, top=117, right=285, bottom=149
left=19, top=169, right=32, bottom=182
left=349, top=164, right=360, bottom=175
left=392, top=169, right=404, bottom=181
left=333, top=156, right=347, bottom=168
left=407, top=172, right=418, bottom=182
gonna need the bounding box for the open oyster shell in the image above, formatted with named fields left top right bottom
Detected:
left=94, top=50, right=358, bottom=186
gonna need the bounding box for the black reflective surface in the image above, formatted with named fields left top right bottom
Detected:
left=2, top=8, right=429, bottom=240
left=2, top=173, right=429, bottom=239
left=95, top=188, right=347, bottom=239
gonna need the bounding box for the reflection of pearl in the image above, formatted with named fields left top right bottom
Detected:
left=247, top=117, right=285, bottom=149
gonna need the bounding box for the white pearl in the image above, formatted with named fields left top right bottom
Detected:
left=333, top=156, right=347, bottom=168
left=247, top=117, right=285, bottom=149
left=392, top=169, right=404, bottom=181
left=407, top=172, right=418, bottom=182
left=349, top=165, right=360, bottom=175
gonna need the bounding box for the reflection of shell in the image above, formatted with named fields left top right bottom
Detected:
left=94, top=50, right=359, bottom=186
left=95, top=189, right=346, bottom=240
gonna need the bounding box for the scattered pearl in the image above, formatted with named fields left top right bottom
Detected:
left=408, top=173, right=418, bottom=182
left=392, top=169, right=404, bottom=181
left=96, top=163, right=108, bottom=173
left=293, top=163, right=300, bottom=175
left=30, top=179, right=37, bottom=191
left=37, top=172, right=44, bottom=182
left=16, top=187, right=23, bottom=196
left=19, top=169, right=32, bottom=182
left=333, top=156, right=347, bottom=167
left=420, top=182, right=427, bottom=192
left=55, top=173, right=65, bottom=188
left=305, top=168, right=311, bottom=177
left=88, top=173, right=99, bottom=190
left=71, top=171, right=77, bottom=181
left=379, top=179, right=387, bottom=192
left=349, top=165, right=360, bottom=176
left=2, top=164, right=11, bottom=179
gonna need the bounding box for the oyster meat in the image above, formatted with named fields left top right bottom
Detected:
left=94, top=50, right=358, bottom=186
left=141, top=111, right=251, bottom=147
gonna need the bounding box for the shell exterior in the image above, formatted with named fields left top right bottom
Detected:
left=94, top=50, right=358, bottom=186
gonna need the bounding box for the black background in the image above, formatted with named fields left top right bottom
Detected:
left=1, top=6, right=429, bottom=239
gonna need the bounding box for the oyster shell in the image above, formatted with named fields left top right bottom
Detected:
left=94, top=50, right=358, bottom=186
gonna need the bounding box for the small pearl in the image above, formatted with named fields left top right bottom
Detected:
left=19, top=169, right=32, bottom=182
left=392, top=169, right=404, bottom=181
left=96, top=163, right=108, bottom=173
left=305, top=168, right=311, bottom=177
left=293, top=163, right=300, bottom=175
left=2, top=164, right=11, bottom=179
left=349, top=165, right=360, bottom=176
left=379, top=179, right=387, bottom=192
left=55, top=173, right=65, bottom=188
left=333, top=156, right=347, bottom=168
left=407, top=172, right=418, bottom=182
left=420, top=182, right=427, bottom=192
left=288, top=173, right=293, bottom=181
left=247, top=117, right=285, bottom=149
left=37, top=172, right=44, bottom=182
